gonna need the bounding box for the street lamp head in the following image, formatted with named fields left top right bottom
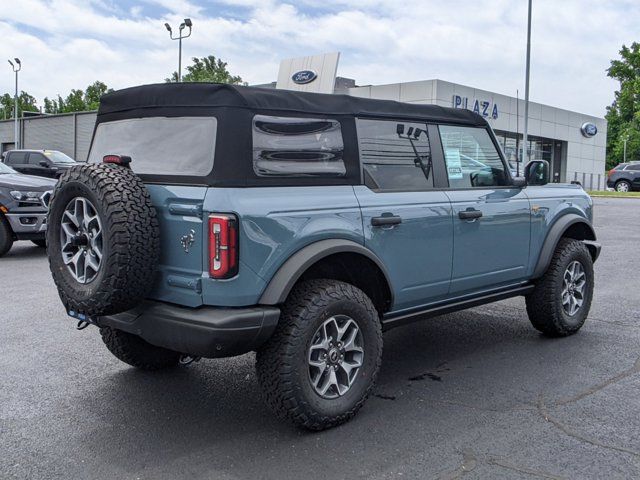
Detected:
left=179, top=22, right=185, bottom=30
left=14, top=58, right=21, bottom=65
left=164, top=22, right=172, bottom=33
left=184, top=18, right=192, bottom=28
left=8, top=59, right=14, bottom=67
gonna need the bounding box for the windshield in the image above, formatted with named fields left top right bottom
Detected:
left=0, top=162, right=17, bottom=174
left=43, top=151, right=76, bottom=164
left=88, top=116, right=217, bottom=176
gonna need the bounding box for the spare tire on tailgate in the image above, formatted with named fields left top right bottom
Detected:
left=46, top=162, right=160, bottom=317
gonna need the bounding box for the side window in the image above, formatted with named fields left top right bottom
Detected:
left=439, top=125, right=509, bottom=188
left=6, top=152, right=27, bottom=165
left=28, top=153, right=47, bottom=165
left=626, top=164, right=640, bottom=171
left=252, top=115, right=345, bottom=177
left=356, top=118, right=433, bottom=191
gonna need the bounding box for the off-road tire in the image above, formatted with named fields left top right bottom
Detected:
left=0, top=214, right=14, bottom=257
left=47, top=163, right=160, bottom=316
left=100, top=327, right=180, bottom=370
left=31, top=239, right=47, bottom=248
left=526, top=238, right=594, bottom=337
left=615, top=180, right=631, bottom=192
left=256, top=279, right=383, bottom=430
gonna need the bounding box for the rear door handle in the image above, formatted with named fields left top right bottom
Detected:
left=458, top=208, right=483, bottom=220
left=371, top=214, right=402, bottom=227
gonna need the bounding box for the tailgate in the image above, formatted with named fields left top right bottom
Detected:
left=145, top=184, right=207, bottom=307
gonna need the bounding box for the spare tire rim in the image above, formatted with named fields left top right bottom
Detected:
left=60, top=197, right=104, bottom=284
left=308, top=315, right=364, bottom=399
left=562, top=260, right=586, bottom=316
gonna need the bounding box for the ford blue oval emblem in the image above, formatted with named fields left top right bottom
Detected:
left=291, top=70, right=317, bottom=85
left=581, top=122, right=598, bottom=138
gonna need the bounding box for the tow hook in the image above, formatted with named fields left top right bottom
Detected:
left=179, top=355, right=201, bottom=366
left=67, top=310, right=98, bottom=330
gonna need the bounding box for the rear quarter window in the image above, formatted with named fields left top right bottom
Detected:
left=252, top=115, right=346, bottom=177
left=88, top=117, right=217, bottom=176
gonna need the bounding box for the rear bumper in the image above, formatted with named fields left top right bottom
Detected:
left=98, top=301, right=280, bottom=358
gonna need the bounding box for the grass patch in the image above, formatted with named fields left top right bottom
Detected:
left=587, top=190, right=640, bottom=198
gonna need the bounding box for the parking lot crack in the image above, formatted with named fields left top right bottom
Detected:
left=555, top=356, right=640, bottom=406
left=436, top=450, right=478, bottom=479
left=486, top=457, right=566, bottom=479
left=537, top=395, right=640, bottom=458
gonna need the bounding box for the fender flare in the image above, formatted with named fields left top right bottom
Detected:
left=259, top=239, right=394, bottom=306
left=532, top=214, right=597, bottom=279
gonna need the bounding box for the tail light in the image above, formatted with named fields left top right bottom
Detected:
left=608, top=169, right=615, bottom=178
left=208, top=214, right=239, bottom=279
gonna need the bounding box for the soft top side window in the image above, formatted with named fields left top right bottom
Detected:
left=252, top=115, right=346, bottom=177
left=356, top=118, right=433, bottom=191
left=439, top=125, right=509, bottom=188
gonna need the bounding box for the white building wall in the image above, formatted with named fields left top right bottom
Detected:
left=348, top=79, right=608, bottom=190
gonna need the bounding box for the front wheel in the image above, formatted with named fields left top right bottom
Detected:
left=256, top=280, right=382, bottom=430
left=0, top=215, right=14, bottom=257
left=526, top=238, right=594, bottom=337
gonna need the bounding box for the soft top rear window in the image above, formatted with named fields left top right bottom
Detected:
left=88, top=116, right=217, bottom=176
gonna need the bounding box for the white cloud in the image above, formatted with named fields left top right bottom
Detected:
left=0, top=0, right=637, bottom=116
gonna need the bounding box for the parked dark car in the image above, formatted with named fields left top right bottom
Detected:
left=607, top=162, right=640, bottom=192
left=2, top=149, right=78, bottom=179
left=0, top=161, right=56, bottom=256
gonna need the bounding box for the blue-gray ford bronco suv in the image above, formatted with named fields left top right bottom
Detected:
left=46, top=83, right=600, bottom=430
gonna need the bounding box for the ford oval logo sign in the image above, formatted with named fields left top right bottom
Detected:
left=581, top=122, right=598, bottom=138
left=292, top=70, right=317, bottom=85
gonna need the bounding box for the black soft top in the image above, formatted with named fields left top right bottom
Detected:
left=98, top=83, right=487, bottom=126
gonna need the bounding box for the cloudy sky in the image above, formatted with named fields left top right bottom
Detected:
left=1, top=0, right=638, bottom=117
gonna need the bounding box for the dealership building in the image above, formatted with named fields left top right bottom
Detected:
left=0, top=53, right=607, bottom=189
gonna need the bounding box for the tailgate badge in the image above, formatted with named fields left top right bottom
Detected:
left=180, top=229, right=196, bottom=253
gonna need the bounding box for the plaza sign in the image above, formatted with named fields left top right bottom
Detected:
left=452, top=95, right=499, bottom=120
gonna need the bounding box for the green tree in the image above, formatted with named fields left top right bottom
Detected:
left=0, top=91, right=39, bottom=118
left=606, top=42, right=640, bottom=169
left=43, top=81, right=113, bottom=114
left=166, top=55, right=246, bottom=84
left=84, top=81, right=111, bottom=110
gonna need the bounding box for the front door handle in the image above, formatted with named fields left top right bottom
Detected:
left=458, top=208, right=483, bottom=220
left=371, top=214, right=402, bottom=227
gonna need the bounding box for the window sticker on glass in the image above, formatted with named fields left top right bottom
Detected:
left=445, top=149, right=463, bottom=179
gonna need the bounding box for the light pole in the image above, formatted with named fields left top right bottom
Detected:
left=521, top=0, right=532, bottom=166
left=623, top=134, right=629, bottom=163
left=8, top=58, right=21, bottom=149
left=165, top=18, right=193, bottom=82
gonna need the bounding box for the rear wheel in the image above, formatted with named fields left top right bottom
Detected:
left=615, top=180, right=631, bottom=192
left=0, top=215, right=14, bottom=257
left=100, top=327, right=181, bottom=370
left=526, top=238, right=594, bottom=337
left=256, top=279, right=382, bottom=430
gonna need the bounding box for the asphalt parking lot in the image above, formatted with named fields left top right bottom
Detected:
left=1, top=196, right=639, bottom=479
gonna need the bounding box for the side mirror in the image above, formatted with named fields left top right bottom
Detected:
left=524, top=160, right=550, bottom=186
left=512, top=176, right=527, bottom=188
left=39, top=160, right=49, bottom=168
